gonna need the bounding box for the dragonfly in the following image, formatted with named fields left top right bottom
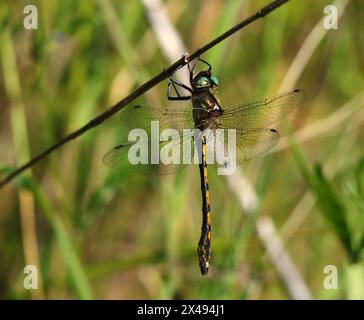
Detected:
left=103, top=57, right=305, bottom=276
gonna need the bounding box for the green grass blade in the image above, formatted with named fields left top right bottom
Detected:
left=290, top=138, right=353, bottom=259
left=11, top=173, right=93, bottom=299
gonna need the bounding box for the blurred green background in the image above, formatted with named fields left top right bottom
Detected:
left=0, top=0, right=363, bottom=299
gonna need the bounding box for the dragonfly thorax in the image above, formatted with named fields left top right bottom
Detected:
left=192, top=91, right=223, bottom=131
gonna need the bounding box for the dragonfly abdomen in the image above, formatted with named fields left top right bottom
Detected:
left=197, top=134, right=212, bottom=276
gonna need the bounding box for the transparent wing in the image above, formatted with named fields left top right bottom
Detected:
left=105, top=104, right=208, bottom=174
left=203, top=128, right=279, bottom=168
left=219, top=89, right=305, bottom=130
left=234, top=128, right=279, bottom=164
left=119, top=104, right=196, bottom=133
left=103, top=131, right=195, bottom=175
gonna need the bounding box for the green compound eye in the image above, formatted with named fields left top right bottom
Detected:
left=210, top=76, right=219, bottom=86
left=197, top=77, right=210, bottom=87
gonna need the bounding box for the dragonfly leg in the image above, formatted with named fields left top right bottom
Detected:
left=188, top=55, right=213, bottom=83
left=167, top=77, right=193, bottom=101
left=197, top=56, right=212, bottom=72
left=188, top=61, right=197, bottom=83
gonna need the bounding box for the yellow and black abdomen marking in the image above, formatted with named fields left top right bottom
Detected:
left=197, top=134, right=212, bottom=275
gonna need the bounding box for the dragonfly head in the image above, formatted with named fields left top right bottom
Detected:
left=192, top=71, right=219, bottom=91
